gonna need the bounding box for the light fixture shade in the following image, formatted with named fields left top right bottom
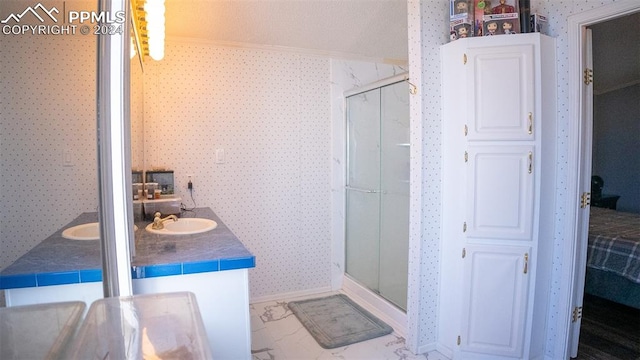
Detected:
left=149, top=39, right=164, bottom=60
left=133, top=0, right=165, bottom=61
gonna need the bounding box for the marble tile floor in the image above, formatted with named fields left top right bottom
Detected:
left=250, top=292, right=445, bottom=360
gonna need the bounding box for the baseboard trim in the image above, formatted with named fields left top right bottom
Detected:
left=341, top=275, right=407, bottom=338
left=433, top=343, right=453, bottom=359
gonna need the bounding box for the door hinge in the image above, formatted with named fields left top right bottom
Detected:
left=463, top=222, right=467, bottom=232
left=462, top=248, right=466, bottom=258
left=457, top=335, right=461, bottom=345
left=580, top=192, right=591, bottom=208
left=464, top=124, right=468, bottom=136
left=464, top=151, right=468, bottom=162
left=583, top=68, right=593, bottom=85
left=528, top=151, right=533, bottom=174
left=572, top=306, right=583, bottom=322
left=523, top=253, right=529, bottom=274
left=463, top=54, right=467, bottom=65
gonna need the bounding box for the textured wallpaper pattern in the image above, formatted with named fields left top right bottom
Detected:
left=414, top=0, right=450, bottom=351
left=131, top=57, right=144, bottom=171
left=406, top=0, right=425, bottom=352
left=0, top=33, right=98, bottom=270
left=143, top=41, right=332, bottom=299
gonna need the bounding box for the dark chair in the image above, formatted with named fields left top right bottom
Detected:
left=591, top=175, right=603, bottom=201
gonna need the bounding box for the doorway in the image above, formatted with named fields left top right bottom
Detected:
left=576, top=13, right=640, bottom=359
left=566, top=3, right=640, bottom=358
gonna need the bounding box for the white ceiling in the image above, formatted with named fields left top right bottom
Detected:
left=164, top=0, right=409, bottom=63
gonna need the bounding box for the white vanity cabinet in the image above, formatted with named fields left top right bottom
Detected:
left=440, top=33, right=557, bottom=359
left=4, top=271, right=252, bottom=360
left=1, top=208, right=254, bottom=360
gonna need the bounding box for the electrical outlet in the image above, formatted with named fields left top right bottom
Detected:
left=187, top=175, right=194, bottom=190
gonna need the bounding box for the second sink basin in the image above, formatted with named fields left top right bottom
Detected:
left=145, top=218, right=218, bottom=236
left=62, top=222, right=138, bottom=240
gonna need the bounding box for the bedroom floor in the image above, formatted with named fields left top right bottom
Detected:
left=575, top=294, right=640, bottom=360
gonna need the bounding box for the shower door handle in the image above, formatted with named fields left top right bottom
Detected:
left=345, top=186, right=380, bottom=194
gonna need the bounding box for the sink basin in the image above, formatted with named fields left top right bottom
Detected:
left=145, top=218, right=218, bottom=235
left=62, top=222, right=138, bottom=240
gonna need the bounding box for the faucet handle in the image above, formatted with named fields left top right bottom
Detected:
left=154, top=212, right=162, bottom=219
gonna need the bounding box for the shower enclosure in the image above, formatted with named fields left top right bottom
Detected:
left=345, top=76, right=410, bottom=311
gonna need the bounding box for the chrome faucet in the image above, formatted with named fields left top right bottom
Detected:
left=152, top=212, right=178, bottom=230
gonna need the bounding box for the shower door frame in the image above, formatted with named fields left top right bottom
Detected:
left=343, top=73, right=410, bottom=319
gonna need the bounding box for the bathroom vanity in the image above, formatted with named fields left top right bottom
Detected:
left=0, top=208, right=255, bottom=360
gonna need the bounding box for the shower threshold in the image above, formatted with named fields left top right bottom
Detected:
left=342, top=274, right=407, bottom=338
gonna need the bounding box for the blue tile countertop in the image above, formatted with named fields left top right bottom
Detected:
left=0, top=208, right=255, bottom=289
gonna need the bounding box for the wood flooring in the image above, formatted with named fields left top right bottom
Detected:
left=575, top=294, right=640, bottom=360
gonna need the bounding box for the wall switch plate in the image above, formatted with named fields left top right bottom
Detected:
left=215, top=148, right=225, bottom=164
left=63, top=148, right=74, bottom=167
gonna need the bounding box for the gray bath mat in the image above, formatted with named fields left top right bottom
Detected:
left=288, top=294, right=393, bottom=349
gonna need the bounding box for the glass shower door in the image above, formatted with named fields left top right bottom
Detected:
left=345, top=80, right=409, bottom=311
left=378, top=81, right=409, bottom=310
left=345, top=88, right=382, bottom=292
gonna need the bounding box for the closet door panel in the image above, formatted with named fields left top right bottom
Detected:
left=461, top=244, right=530, bottom=358
left=467, top=44, right=535, bottom=141
left=466, top=145, right=535, bottom=240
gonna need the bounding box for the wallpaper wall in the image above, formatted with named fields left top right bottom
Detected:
left=143, top=41, right=407, bottom=301
left=1, top=31, right=144, bottom=271
left=405, top=0, right=424, bottom=352
left=144, top=41, right=334, bottom=300
left=131, top=56, right=144, bottom=171
left=0, top=33, right=98, bottom=270
left=412, top=0, right=448, bottom=353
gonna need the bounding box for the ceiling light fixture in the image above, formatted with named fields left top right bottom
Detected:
left=132, top=0, right=165, bottom=61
